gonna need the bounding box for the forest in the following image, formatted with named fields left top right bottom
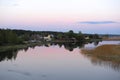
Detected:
left=0, top=29, right=101, bottom=45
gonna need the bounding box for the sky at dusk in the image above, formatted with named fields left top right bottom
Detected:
left=0, top=0, right=120, bottom=34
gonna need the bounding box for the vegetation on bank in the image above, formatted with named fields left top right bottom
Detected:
left=0, top=29, right=101, bottom=45
left=81, top=44, right=120, bottom=62
left=100, top=34, right=120, bottom=41
left=81, top=44, right=120, bottom=71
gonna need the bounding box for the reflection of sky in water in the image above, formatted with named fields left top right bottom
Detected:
left=84, top=41, right=120, bottom=49
left=0, top=41, right=120, bottom=80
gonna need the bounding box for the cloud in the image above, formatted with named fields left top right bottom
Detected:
left=78, top=21, right=117, bottom=24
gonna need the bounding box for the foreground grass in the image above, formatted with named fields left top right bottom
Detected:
left=81, top=44, right=120, bottom=71
left=81, top=44, right=120, bottom=61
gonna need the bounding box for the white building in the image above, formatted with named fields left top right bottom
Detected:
left=44, top=35, right=53, bottom=41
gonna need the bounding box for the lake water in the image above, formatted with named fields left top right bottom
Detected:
left=0, top=41, right=120, bottom=80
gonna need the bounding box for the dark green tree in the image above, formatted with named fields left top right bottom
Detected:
left=67, top=30, right=75, bottom=38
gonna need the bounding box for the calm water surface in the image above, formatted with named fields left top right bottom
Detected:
left=0, top=41, right=120, bottom=80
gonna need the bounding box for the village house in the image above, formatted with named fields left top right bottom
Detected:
left=44, top=34, right=54, bottom=41
left=85, top=36, right=90, bottom=40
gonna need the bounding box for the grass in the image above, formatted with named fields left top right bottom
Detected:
left=81, top=44, right=120, bottom=71
left=81, top=44, right=120, bottom=61
left=81, top=45, right=120, bottom=62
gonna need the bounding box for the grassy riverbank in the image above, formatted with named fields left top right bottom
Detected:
left=81, top=44, right=120, bottom=62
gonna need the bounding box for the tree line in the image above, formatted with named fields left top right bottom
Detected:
left=0, top=29, right=101, bottom=45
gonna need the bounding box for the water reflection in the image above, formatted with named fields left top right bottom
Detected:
left=91, top=57, right=120, bottom=72
left=1, top=41, right=120, bottom=72
left=0, top=46, right=35, bottom=62
left=0, top=41, right=97, bottom=62
left=93, top=41, right=99, bottom=46
left=51, top=42, right=85, bottom=51
left=0, top=50, right=18, bottom=62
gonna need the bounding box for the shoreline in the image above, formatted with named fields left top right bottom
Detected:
left=0, top=43, right=42, bottom=53
left=0, top=40, right=119, bottom=53
left=81, top=44, right=120, bottom=62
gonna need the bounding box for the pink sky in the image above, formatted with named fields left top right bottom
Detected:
left=0, top=0, right=120, bottom=34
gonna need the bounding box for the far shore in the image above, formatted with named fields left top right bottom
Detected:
left=102, top=37, right=120, bottom=41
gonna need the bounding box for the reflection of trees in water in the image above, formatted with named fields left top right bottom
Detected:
left=0, top=40, right=99, bottom=62
left=55, top=41, right=98, bottom=51
left=63, top=42, right=85, bottom=51
left=0, top=50, right=18, bottom=62
left=24, top=47, right=29, bottom=52
left=43, top=41, right=99, bottom=51
left=0, top=46, right=33, bottom=62
left=94, top=41, right=99, bottom=46
left=50, top=42, right=85, bottom=51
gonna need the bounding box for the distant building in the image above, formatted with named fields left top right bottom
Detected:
left=85, top=36, right=90, bottom=40
left=44, top=34, right=54, bottom=41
